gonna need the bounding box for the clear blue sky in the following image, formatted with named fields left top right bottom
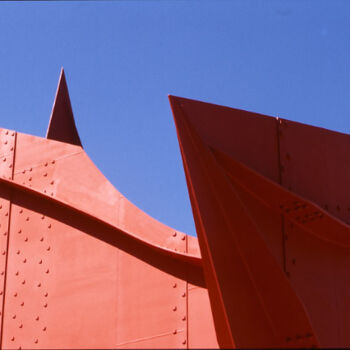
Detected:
left=0, top=0, right=349, bottom=236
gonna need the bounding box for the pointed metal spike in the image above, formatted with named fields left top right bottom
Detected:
left=46, top=68, right=83, bottom=147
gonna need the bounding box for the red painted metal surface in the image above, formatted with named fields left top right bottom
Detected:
left=0, top=74, right=218, bottom=349
left=169, top=95, right=350, bottom=348
left=0, top=70, right=349, bottom=348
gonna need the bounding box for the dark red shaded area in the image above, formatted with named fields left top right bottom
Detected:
left=46, top=68, right=82, bottom=147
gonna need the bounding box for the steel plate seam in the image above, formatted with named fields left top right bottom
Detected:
left=0, top=131, right=17, bottom=350
left=276, top=118, right=287, bottom=274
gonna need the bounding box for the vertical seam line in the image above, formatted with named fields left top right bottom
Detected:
left=0, top=131, right=17, bottom=349
left=276, top=118, right=287, bottom=273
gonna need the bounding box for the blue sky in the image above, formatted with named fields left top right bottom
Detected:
left=0, top=0, right=349, bottom=236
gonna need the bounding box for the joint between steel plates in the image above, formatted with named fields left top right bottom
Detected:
left=0, top=175, right=201, bottom=269
left=276, top=118, right=287, bottom=275
left=0, top=131, right=17, bottom=350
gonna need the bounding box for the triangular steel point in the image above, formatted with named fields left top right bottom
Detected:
left=46, top=68, right=83, bottom=147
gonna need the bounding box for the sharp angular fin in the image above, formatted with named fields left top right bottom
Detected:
left=169, top=95, right=319, bottom=349
left=46, top=68, right=83, bottom=147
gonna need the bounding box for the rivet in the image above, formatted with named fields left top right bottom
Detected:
left=16, top=250, right=20, bottom=255
left=20, top=302, right=24, bottom=306
left=173, top=329, right=177, bottom=335
left=173, top=306, right=177, bottom=311
left=18, top=229, right=21, bottom=234
left=41, top=215, right=45, bottom=220
left=11, top=336, right=14, bottom=341
left=0, top=205, right=2, bottom=209
left=21, top=280, right=25, bottom=285
left=3, top=231, right=7, bottom=236
left=34, top=339, right=38, bottom=344
left=39, top=259, right=42, bottom=264
left=12, top=314, right=16, bottom=319
left=51, top=160, right=55, bottom=164
left=23, top=259, right=26, bottom=263
left=47, top=246, right=51, bottom=251
left=181, top=235, right=186, bottom=240
left=2, top=250, right=6, bottom=255
left=19, top=324, right=23, bottom=328
left=0, top=291, right=2, bottom=295
left=5, top=212, right=8, bottom=216
left=182, top=340, right=187, bottom=345
left=22, top=170, right=25, bottom=174
left=24, top=237, right=28, bottom=242
left=4, top=141, right=7, bottom=145
left=1, top=271, right=4, bottom=275
left=50, top=192, right=54, bottom=196
left=43, top=173, right=47, bottom=177
left=37, top=283, right=41, bottom=287
left=45, top=269, right=49, bottom=274
left=10, top=147, right=13, bottom=151
left=5, top=131, right=8, bottom=135
left=50, top=180, right=54, bottom=185
left=28, top=177, right=32, bottom=181
left=172, top=232, right=177, bottom=237
left=44, top=303, right=47, bottom=308
left=44, top=292, right=48, bottom=297
left=15, top=271, right=19, bottom=276
left=173, top=283, right=177, bottom=288
left=44, top=162, right=48, bottom=167
left=25, top=217, right=29, bottom=221
left=35, top=316, right=39, bottom=321
left=42, top=327, right=46, bottom=331
left=182, top=316, right=186, bottom=321
left=29, top=167, right=32, bottom=172
left=2, top=158, right=5, bottom=162
left=44, top=190, right=47, bottom=193
left=48, top=224, right=51, bottom=229
left=11, top=132, right=14, bottom=136
left=9, top=164, right=12, bottom=168
left=182, top=292, right=186, bottom=297
left=40, top=237, right=44, bottom=242
left=14, top=292, right=17, bottom=297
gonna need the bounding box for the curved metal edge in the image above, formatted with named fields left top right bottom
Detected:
left=0, top=175, right=202, bottom=268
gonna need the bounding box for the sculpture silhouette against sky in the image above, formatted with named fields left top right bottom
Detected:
left=0, top=70, right=349, bottom=348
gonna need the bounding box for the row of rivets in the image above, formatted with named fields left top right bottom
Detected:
left=17, top=159, right=56, bottom=197
left=171, top=279, right=187, bottom=346
left=7, top=207, right=52, bottom=348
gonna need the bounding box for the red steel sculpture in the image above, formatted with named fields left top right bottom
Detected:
left=0, top=70, right=348, bottom=348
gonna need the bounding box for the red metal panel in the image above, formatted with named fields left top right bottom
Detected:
left=2, top=194, right=119, bottom=349
left=277, top=119, right=350, bottom=346
left=116, top=249, right=188, bottom=348
left=213, top=144, right=350, bottom=347
left=284, top=219, right=350, bottom=347
left=188, top=285, right=218, bottom=348
left=0, top=126, right=216, bottom=349
left=278, top=118, right=350, bottom=224
left=172, top=96, right=280, bottom=182
left=169, top=96, right=319, bottom=348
